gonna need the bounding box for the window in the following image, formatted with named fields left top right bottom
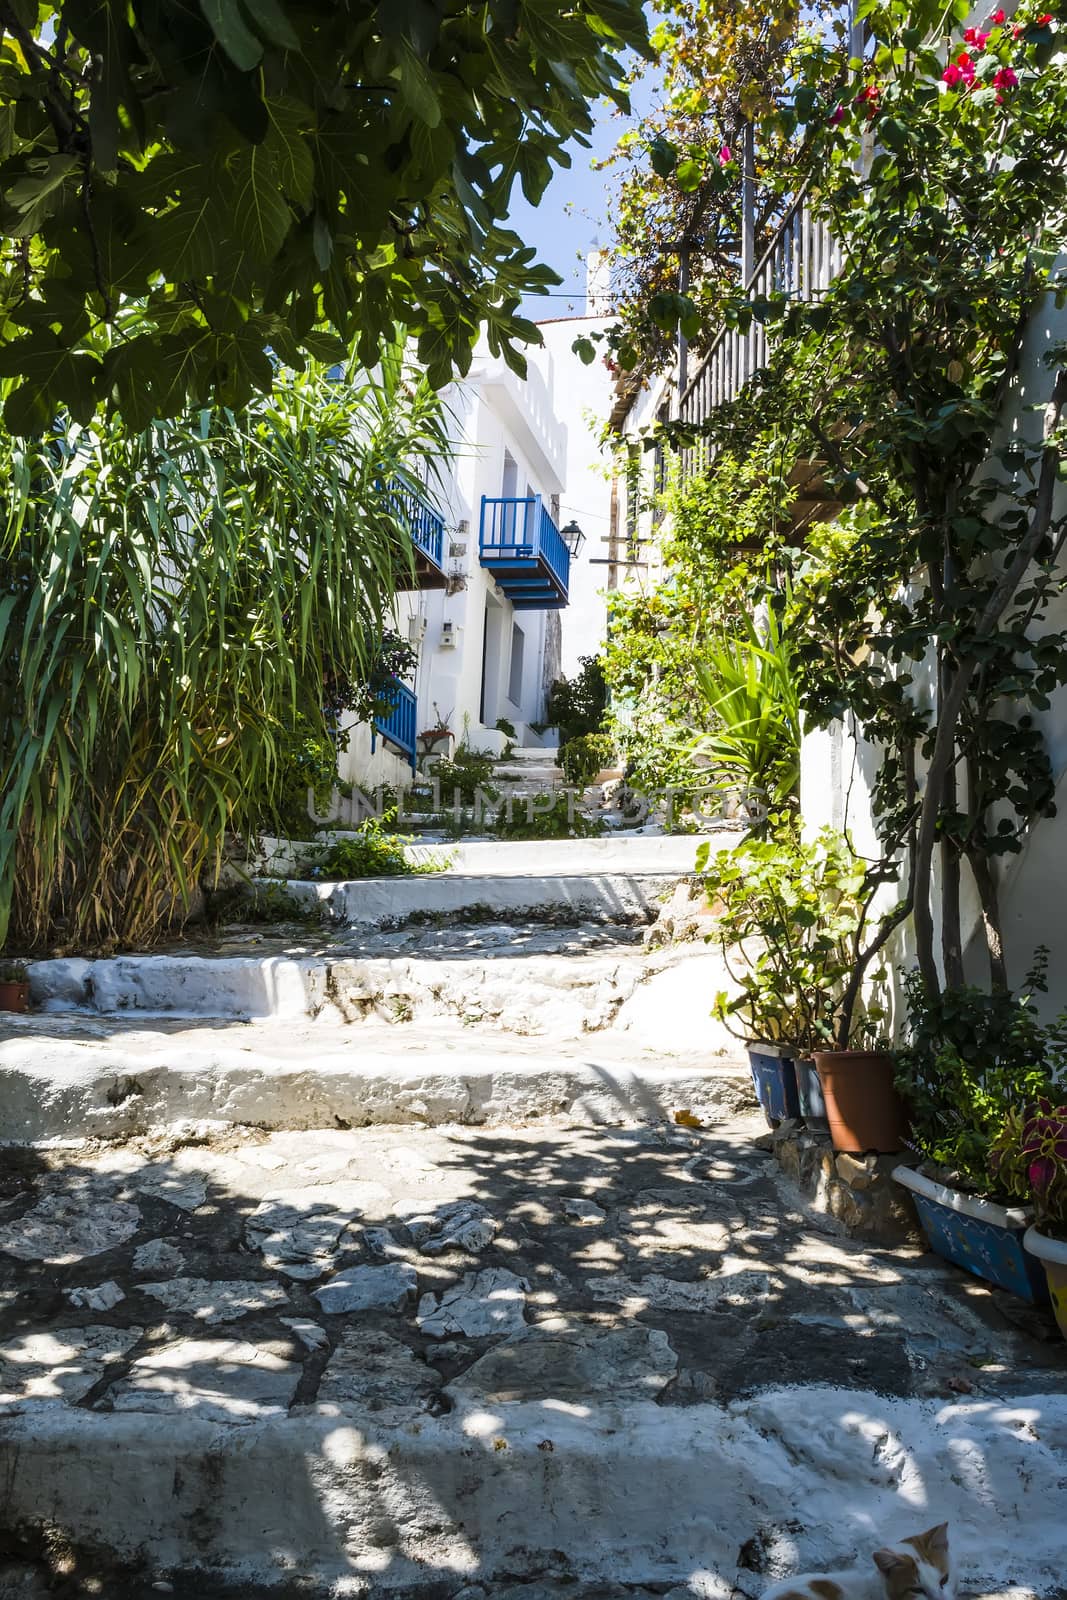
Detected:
left=508, top=623, right=525, bottom=706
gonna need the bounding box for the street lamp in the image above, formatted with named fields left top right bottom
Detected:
left=560, top=518, right=586, bottom=559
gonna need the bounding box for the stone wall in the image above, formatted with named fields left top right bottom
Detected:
left=759, top=1122, right=921, bottom=1247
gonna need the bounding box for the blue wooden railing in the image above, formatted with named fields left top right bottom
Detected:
left=371, top=678, right=418, bottom=772
left=479, top=495, right=570, bottom=606
left=387, top=478, right=445, bottom=572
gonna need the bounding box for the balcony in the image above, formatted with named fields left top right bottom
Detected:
left=677, top=187, right=844, bottom=534
left=479, top=495, right=570, bottom=610
left=388, top=478, right=447, bottom=590
left=371, top=679, right=417, bottom=772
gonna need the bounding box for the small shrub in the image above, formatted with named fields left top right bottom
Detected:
left=896, top=956, right=1066, bottom=1192
left=0, top=959, right=29, bottom=982
left=427, top=745, right=497, bottom=805
left=495, top=718, right=517, bottom=739
left=559, top=732, right=615, bottom=788
left=990, top=1099, right=1067, bottom=1232
left=493, top=793, right=604, bottom=841
left=313, top=814, right=450, bottom=879
left=546, top=655, right=608, bottom=744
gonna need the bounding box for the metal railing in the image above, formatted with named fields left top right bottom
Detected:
left=387, top=478, right=445, bottom=570
left=479, top=495, right=571, bottom=596
left=372, top=678, right=418, bottom=771
left=679, top=187, right=841, bottom=475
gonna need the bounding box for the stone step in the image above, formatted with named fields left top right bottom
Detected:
left=0, top=1023, right=752, bottom=1141
left=277, top=867, right=691, bottom=930
left=2, top=1119, right=1065, bottom=1595
left=28, top=931, right=647, bottom=1022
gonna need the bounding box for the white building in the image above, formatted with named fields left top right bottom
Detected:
left=338, top=339, right=582, bottom=792
left=536, top=250, right=621, bottom=676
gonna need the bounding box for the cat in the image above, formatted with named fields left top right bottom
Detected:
left=761, top=1523, right=956, bottom=1600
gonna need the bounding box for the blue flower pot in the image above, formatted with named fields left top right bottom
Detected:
left=747, top=1044, right=800, bottom=1127
left=795, top=1057, right=829, bottom=1129
left=894, top=1167, right=1049, bottom=1302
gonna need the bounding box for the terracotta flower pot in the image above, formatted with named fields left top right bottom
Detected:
left=813, top=1049, right=906, bottom=1154
left=0, top=980, right=29, bottom=1014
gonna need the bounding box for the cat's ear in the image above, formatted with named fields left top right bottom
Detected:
left=921, top=1524, right=950, bottom=1556
left=873, top=1550, right=908, bottom=1575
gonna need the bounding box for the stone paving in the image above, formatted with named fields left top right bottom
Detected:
left=2, top=1115, right=1064, bottom=1424
left=1, top=1115, right=1066, bottom=1597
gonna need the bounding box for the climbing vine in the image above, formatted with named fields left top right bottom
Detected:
left=651, top=0, right=1067, bottom=1027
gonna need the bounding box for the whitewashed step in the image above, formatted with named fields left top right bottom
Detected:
left=0, top=1025, right=752, bottom=1141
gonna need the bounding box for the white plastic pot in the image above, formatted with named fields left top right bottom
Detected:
left=1024, top=1226, right=1067, bottom=1341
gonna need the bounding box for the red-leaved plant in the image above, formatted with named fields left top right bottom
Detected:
left=990, top=1100, right=1067, bottom=1236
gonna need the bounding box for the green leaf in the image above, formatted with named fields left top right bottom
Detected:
left=264, top=97, right=314, bottom=204
left=242, top=0, right=300, bottom=50
left=231, top=144, right=292, bottom=260
left=649, top=136, right=677, bottom=177
left=675, top=158, right=702, bottom=192
left=200, top=0, right=265, bottom=69
left=572, top=335, right=596, bottom=365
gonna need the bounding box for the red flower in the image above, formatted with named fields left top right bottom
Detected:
left=943, top=62, right=965, bottom=85
left=993, top=65, right=1019, bottom=88
left=964, top=26, right=991, bottom=45
left=989, top=7, right=1006, bottom=22
left=829, top=104, right=846, bottom=125
left=718, top=144, right=731, bottom=166
left=1037, top=11, right=1052, bottom=22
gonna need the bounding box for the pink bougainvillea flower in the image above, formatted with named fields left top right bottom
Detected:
left=829, top=104, right=846, bottom=125
left=964, top=26, right=991, bottom=45
left=943, top=61, right=965, bottom=84
left=993, top=65, right=1019, bottom=88
left=1036, top=11, right=1052, bottom=22
left=989, top=7, right=1006, bottom=23
left=718, top=145, right=731, bottom=166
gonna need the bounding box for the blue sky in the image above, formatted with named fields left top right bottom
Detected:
left=506, top=81, right=655, bottom=321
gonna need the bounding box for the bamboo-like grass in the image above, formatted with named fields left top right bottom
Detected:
left=0, top=342, right=450, bottom=952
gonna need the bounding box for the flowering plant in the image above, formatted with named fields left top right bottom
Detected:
left=990, top=1100, right=1067, bottom=1233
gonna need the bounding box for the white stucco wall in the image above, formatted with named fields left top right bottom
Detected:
left=337, top=343, right=569, bottom=794
left=535, top=316, right=618, bottom=675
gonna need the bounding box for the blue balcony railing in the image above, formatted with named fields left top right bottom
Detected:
left=371, top=678, right=418, bottom=772
left=479, top=496, right=570, bottom=609
left=387, top=478, right=447, bottom=587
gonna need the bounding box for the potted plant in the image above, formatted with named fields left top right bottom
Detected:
left=892, top=961, right=1063, bottom=1301
left=0, top=960, right=31, bottom=1013
left=990, top=1100, right=1067, bottom=1334
left=698, top=818, right=878, bottom=1133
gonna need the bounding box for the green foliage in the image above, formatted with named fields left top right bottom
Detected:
left=689, top=608, right=801, bottom=809
left=427, top=746, right=497, bottom=806
left=494, top=718, right=516, bottom=739
left=896, top=960, right=1067, bottom=1193
left=205, top=879, right=315, bottom=927
left=0, top=341, right=449, bottom=952
left=545, top=655, right=608, bottom=743
left=591, top=0, right=848, bottom=371
left=649, top=0, right=1067, bottom=1013
left=0, top=959, right=28, bottom=982
left=493, top=793, right=605, bottom=841
left=602, top=451, right=793, bottom=800
left=558, top=733, right=615, bottom=788
left=0, top=1, right=648, bottom=427
left=697, top=820, right=885, bottom=1052
left=313, top=814, right=449, bottom=880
